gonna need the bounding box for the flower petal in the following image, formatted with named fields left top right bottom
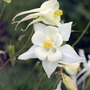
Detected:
left=77, top=72, right=89, bottom=85
left=44, top=26, right=59, bottom=40
left=12, top=8, right=41, bottom=21
left=42, top=59, right=58, bottom=78
left=35, top=47, right=48, bottom=61
left=48, top=48, right=62, bottom=62
left=60, top=44, right=83, bottom=63
left=32, top=30, right=48, bottom=46
left=34, top=23, right=46, bottom=32
left=58, top=22, right=73, bottom=41
left=53, top=33, right=63, bottom=47
left=40, top=0, right=57, bottom=14
left=79, top=49, right=86, bottom=60
left=18, top=45, right=37, bottom=60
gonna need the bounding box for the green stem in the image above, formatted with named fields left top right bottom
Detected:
left=0, top=2, right=6, bottom=18
left=72, top=22, right=90, bottom=47
left=21, top=61, right=40, bottom=90
left=53, top=77, right=61, bottom=90
left=33, top=74, right=46, bottom=90
left=0, top=59, right=10, bottom=71
left=40, top=74, right=47, bottom=90
left=32, top=64, right=43, bottom=89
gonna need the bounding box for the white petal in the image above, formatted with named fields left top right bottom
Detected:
left=76, top=68, right=88, bottom=79
left=35, top=47, right=48, bottom=61
left=40, top=0, right=57, bottom=14
left=53, top=33, right=63, bottom=47
left=34, top=23, right=46, bottom=32
left=79, top=49, right=86, bottom=60
left=12, top=8, right=41, bottom=21
left=77, top=72, right=89, bottom=85
left=18, top=45, right=37, bottom=60
left=42, top=59, right=58, bottom=78
left=58, top=22, right=73, bottom=41
left=88, top=55, right=90, bottom=60
left=32, top=30, right=48, bottom=46
left=60, top=44, right=83, bottom=63
left=44, top=26, right=59, bottom=40
left=48, top=48, right=62, bottom=62
left=55, top=80, right=62, bottom=90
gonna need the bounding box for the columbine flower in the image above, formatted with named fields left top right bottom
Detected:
left=18, top=24, right=82, bottom=78
left=12, top=0, right=63, bottom=31
left=58, top=61, right=80, bottom=82
left=77, top=49, right=90, bottom=85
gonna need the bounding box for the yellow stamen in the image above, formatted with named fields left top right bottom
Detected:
left=77, top=67, right=81, bottom=72
left=54, top=10, right=63, bottom=16
left=44, top=40, right=52, bottom=49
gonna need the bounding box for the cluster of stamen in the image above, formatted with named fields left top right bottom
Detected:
left=44, top=40, right=52, bottom=49
left=54, top=10, right=63, bottom=17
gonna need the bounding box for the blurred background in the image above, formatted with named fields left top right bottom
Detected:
left=0, top=0, right=90, bottom=90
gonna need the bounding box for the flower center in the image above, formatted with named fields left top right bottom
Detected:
left=54, top=10, right=63, bottom=16
left=44, top=40, right=52, bottom=49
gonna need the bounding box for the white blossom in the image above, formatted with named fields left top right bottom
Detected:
left=18, top=24, right=82, bottom=78
left=12, top=0, right=63, bottom=31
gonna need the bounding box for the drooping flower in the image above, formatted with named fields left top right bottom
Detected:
left=18, top=24, right=82, bottom=78
left=12, top=0, right=63, bottom=31
left=77, top=49, right=90, bottom=85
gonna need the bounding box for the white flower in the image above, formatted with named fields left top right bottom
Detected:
left=18, top=24, right=82, bottom=78
left=58, top=61, right=80, bottom=82
left=55, top=80, right=62, bottom=90
left=77, top=49, right=90, bottom=85
left=12, top=0, right=63, bottom=31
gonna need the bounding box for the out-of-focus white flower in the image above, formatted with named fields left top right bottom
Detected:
left=18, top=24, right=82, bottom=78
left=58, top=61, right=80, bottom=82
left=77, top=49, right=90, bottom=85
left=3, top=0, right=11, bottom=3
left=12, top=0, right=63, bottom=31
left=55, top=80, right=62, bottom=90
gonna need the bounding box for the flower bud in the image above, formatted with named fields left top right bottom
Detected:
left=62, top=73, right=78, bottom=90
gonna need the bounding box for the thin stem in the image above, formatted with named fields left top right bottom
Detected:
left=33, top=74, right=46, bottom=90
left=0, top=1, right=6, bottom=18
left=32, top=64, right=43, bottom=89
left=21, top=61, right=40, bottom=90
left=40, top=74, right=47, bottom=90
left=72, top=22, right=90, bottom=47
left=0, top=59, right=10, bottom=71
left=53, top=77, right=61, bottom=90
